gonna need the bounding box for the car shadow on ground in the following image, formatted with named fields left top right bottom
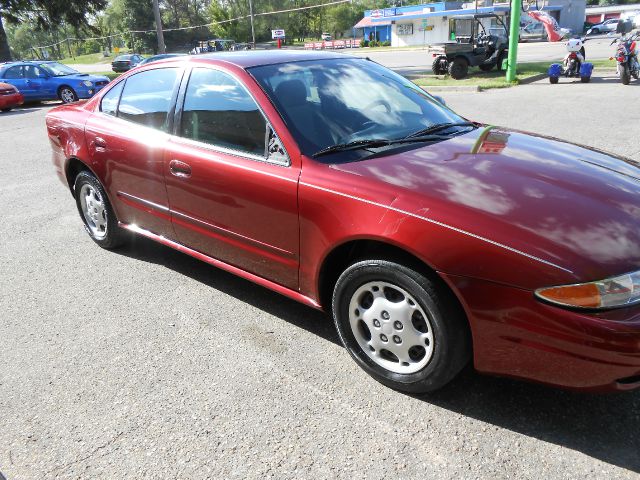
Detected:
left=0, top=106, right=42, bottom=116
left=117, top=235, right=640, bottom=473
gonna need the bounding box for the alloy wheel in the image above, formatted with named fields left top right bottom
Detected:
left=79, top=183, right=108, bottom=239
left=348, top=280, right=434, bottom=374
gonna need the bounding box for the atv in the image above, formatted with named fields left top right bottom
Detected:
left=429, top=14, right=509, bottom=80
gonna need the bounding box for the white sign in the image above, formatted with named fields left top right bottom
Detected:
left=271, top=29, right=286, bottom=39
left=371, top=9, right=384, bottom=18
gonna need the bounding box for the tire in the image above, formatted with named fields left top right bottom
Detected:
left=479, top=62, right=495, bottom=72
left=620, top=65, right=631, bottom=85
left=332, top=260, right=470, bottom=393
left=58, top=86, right=79, bottom=104
left=1, top=107, right=12, bottom=112
left=549, top=76, right=559, bottom=84
left=591, top=28, right=599, bottom=35
left=580, top=76, right=590, bottom=83
left=73, top=171, right=127, bottom=249
left=431, top=56, right=447, bottom=75
left=447, top=57, right=469, bottom=80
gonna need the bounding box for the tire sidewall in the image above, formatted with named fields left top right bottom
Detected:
left=73, top=171, right=123, bottom=249
left=332, top=260, right=467, bottom=393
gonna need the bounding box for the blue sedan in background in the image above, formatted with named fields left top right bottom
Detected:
left=0, top=61, right=110, bottom=103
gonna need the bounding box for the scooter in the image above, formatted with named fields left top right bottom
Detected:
left=548, top=37, right=593, bottom=84
left=611, top=31, right=639, bottom=85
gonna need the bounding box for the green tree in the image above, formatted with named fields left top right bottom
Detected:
left=0, top=0, right=107, bottom=61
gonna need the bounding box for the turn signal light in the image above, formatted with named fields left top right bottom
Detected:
left=536, top=271, right=640, bottom=310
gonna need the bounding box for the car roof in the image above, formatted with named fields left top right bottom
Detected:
left=188, top=50, right=346, bottom=68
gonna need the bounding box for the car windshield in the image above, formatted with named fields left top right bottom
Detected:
left=39, top=62, right=78, bottom=76
left=115, top=55, right=132, bottom=61
left=248, top=58, right=467, bottom=159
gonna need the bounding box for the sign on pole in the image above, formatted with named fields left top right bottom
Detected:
left=271, top=29, right=286, bottom=39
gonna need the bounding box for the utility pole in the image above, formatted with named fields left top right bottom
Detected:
left=152, top=0, right=166, bottom=54
left=248, top=0, right=256, bottom=47
left=505, top=0, right=521, bottom=82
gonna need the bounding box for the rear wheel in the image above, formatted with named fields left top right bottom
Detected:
left=620, top=64, right=631, bottom=85
left=448, top=57, right=469, bottom=80
left=74, top=171, right=127, bottom=249
left=332, top=260, right=470, bottom=393
left=549, top=76, right=559, bottom=84
left=580, top=76, right=591, bottom=83
left=431, top=56, right=447, bottom=75
left=1, top=107, right=12, bottom=112
left=59, top=86, right=78, bottom=104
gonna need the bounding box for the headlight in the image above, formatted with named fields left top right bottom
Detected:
left=536, top=271, right=640, bottom=309
left=82, top=80, right=93, bottom=87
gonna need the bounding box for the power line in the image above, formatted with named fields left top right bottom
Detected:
left=32, top=0, right=351, bottom=51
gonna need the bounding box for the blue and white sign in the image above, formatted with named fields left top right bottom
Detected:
left=271, top=29, right=286, bottom=39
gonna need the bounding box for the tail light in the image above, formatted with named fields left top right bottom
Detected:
left=569, top=52, right=577, bottom=59
left=618, top=56, right=625, bottom=62
left=631, top=41, right=637, bottom=51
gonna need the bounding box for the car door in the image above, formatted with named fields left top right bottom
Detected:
left=22, top=64, right=45, bottom=100
left=84, top=67, right=182, bottom=238
left=163, top=66, right=300, bottom=289
left=1, top=65, right=28, bottom=97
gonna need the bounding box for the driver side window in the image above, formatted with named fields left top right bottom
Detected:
left=180, top=68, right=269, bottom=158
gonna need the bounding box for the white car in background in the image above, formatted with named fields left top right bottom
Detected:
left=589, top=19, right=619, bottom=34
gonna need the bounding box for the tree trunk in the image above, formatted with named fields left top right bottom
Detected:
left=0, top=14, right=12, bottom=62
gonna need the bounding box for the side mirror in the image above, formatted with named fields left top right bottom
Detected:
left=433, top=95, right=446, bottom=106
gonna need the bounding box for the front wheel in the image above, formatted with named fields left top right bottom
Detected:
left=332, top=260, right=470, bottom=393
left=580, top=76, right=591, bottom=83
left=74, top=171, right=127, bottom=249
left=448, top=57, right=469, bottom=79
left=549, top=76, right=559, bottom=84
left=59, top=86, right=79, bottom=104
left=620, top=64, right=631, bottom=85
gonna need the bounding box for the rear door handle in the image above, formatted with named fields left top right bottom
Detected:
left=94, top=137, right=107, bottom=150
left=169, top=159, right=192, bottom=178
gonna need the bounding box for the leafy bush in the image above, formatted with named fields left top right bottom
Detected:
left=360, top=39, right=368, bottom=47
left=381, top=41, right=391, bottom=47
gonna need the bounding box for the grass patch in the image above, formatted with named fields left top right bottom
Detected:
left=88, top=71, right=121, bottom=81
left=61, top=50, right=133, bottom=65
left=411, top=59, right=618, bottom=90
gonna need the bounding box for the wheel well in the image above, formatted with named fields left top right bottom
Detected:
left=65, top=157, right=90, bottom=194
left=57, top=85, right=73, bottom=97
left=318, top=240, right=441, bottom=311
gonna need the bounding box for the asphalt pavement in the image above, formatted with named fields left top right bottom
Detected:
left=1, top=75, right=639, bottom=479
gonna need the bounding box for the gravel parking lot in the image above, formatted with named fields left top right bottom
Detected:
left=1, top=75, right=639, bottom=479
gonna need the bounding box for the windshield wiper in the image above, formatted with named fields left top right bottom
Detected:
left=404, top=121, right=477, bottom=139
left=312, top=135, right=448, bottom=158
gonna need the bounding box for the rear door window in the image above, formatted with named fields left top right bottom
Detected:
left=3, top=66, right=23, bottom=79
left=117, top=68, right=179, bottom=131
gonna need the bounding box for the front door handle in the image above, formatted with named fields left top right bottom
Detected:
left=94, top=137, right=107, bottom=151
left=169, top=159, right=192, bottom=178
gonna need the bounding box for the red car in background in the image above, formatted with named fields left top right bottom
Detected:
left=45, top=51, right=640, bottom=394
left=0, top=81, right=23, bottom=112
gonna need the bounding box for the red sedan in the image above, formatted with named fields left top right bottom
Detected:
left=0, top=81, right=23, bottom=112
left=45, top=52, right=640, bottom=393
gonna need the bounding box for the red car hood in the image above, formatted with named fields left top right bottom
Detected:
left=330, top=126, right=640, bottom=283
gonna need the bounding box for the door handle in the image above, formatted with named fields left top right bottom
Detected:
left=94, top=137, right=107, bottom=150
left=169, top=159, right=192, bottom=178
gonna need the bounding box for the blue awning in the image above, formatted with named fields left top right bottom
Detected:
left=371, top=6, right=510, bottom=22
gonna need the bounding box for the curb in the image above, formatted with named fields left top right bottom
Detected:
left=518, top=73, right=548, bottom=84
left=421, top=85, right=480, bottom=92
